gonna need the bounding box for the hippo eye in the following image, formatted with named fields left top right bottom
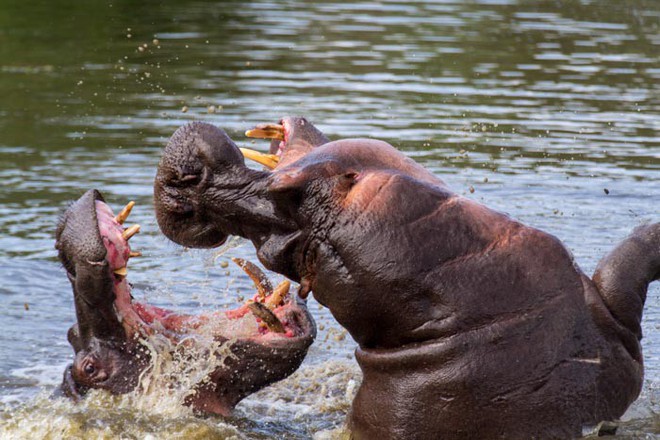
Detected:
left=80, top=359, right=108, bottom=383
left=339, top=172, right=359, bottom=190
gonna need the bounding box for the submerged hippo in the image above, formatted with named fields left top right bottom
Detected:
left=154, top=117, right=659, bottom=439
left=55, top=189, right=315, bottom=415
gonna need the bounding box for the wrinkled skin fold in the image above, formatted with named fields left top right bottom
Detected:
left=55, top=189, right=316, bottom=416
left=154, top=117, right=660, bottom=439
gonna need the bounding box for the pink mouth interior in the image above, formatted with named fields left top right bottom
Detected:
left=94, top=200, right=300, bottom=342
left=275, top=119, right=290, bottom=157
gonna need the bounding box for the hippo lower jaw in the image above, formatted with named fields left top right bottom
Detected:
left=57, top=190, right=315, bottom=416
left=95, top=198, right=306, bottom=344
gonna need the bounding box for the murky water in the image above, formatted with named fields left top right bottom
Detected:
left=0, top=0, right=658, bottom=438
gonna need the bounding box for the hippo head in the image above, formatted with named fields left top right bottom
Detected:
left=154, top=117, right=335, bottom=282
left=154, top=117, right=444, bottom=347
left=55, top=189, right=315, bottom=415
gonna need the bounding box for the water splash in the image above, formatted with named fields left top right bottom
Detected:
left=0, top=391, right=245, bottom=440
left=0, top=358, right=361, bottom=440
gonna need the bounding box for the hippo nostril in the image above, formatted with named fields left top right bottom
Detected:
left=178, top=202, right=194, bottom=217
left=178, top=174, right=201, bottom=185
left=84, top=364, right=95, bottom=375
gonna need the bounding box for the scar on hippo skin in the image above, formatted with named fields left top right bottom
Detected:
left=55, top=189, right=315, bottom=415
left=154, top=117, right=659, bottom=439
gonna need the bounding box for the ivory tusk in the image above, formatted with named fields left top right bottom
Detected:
left=248, top=302, right=285, bottom=333
left=231, top=257, right=273, bottom=299
left=245, top=123, right=285, bottom=140
left=122, top=224, right=140, bottom=240
left=239, top=148, right=280, bottom=169
left=115, top=201, right=135, bottom=225
left=266, top=280, right=290, bottom=309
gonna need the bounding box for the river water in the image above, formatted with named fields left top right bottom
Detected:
left=0, top=0, right=658, bottom=438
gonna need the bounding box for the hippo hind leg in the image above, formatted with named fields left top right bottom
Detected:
left=593, top=222, right=660, bottom=340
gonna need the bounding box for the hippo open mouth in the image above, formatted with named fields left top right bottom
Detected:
left=241, top=116, right=330, bottom=169
left=56, top=189, right=315, bottom=416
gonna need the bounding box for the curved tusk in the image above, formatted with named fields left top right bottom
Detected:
left=248, top=302, right=285, bottom=333
left=239, top=148, right=280, bottom=169
left=266, top=280, right=290, bottom=309
left=115, top=201, right=135, bottom=225
left=113, top=266, right=128, bottom=276
left=231, top=257, right=273, bottom=299
left=245, top=123, right=285, bottom=140
left=122, top=224, right=140, bottom=240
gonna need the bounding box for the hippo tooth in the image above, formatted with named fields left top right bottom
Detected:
left=239, top=148, right=280, bottom=169
left=115, top=201, right=135, bottom=225
left=122, top=224, right=140, bottom=240
left=247, top=301, right=285, bottom=333
left=129, top=251, right=142, bottom=258
left=244, top=123, right=285, bottom=140
left=231, top=257, right=273, bottom=299
left=114, top=266, right=128, bottom=276
left=266, top=280, right=290, bottom=309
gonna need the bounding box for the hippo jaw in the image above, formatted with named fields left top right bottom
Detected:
left=153, top=119, right=399, bottom=294
left=243, top=116, right=330, bottom=168
left=56, top=190, right=316, bottom=415
left=154, top=121, right=318, bottom=281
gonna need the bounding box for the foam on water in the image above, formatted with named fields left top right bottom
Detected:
left=0, top=358, right=361, bottom=439
left=0, top=391, right=246, bottom=440
left=119, top=331, right=241, bottom=417
left=238, top=360, right=359, bottom=421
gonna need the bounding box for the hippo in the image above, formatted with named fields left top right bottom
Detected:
left=153, top=117, right=659, bottom=439
left=55, top=189, right=316, bottom=415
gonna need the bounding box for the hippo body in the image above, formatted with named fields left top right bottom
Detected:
left=154, top=119, right=659, bottom=439
left=308, top=166, right=643, bottom=439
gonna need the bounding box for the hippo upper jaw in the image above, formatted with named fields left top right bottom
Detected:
left=56, top=189, right=316, bottom=415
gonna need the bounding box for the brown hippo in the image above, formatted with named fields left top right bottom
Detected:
left=55, top=189, right=315, bottom=415
left=154, top=117, right=659, bottom=439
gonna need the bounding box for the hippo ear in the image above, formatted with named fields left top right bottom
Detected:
left=268, top=160, right=350, bottom=193
left=267, top=168, right=309, bottom=192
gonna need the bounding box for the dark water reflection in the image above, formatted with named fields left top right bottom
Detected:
left=0, top=0, right=658, bottom=438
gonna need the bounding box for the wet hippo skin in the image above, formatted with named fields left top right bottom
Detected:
left=154, top=117, right=659, bottom=439
left=55, top=189, right=316, bottom=415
